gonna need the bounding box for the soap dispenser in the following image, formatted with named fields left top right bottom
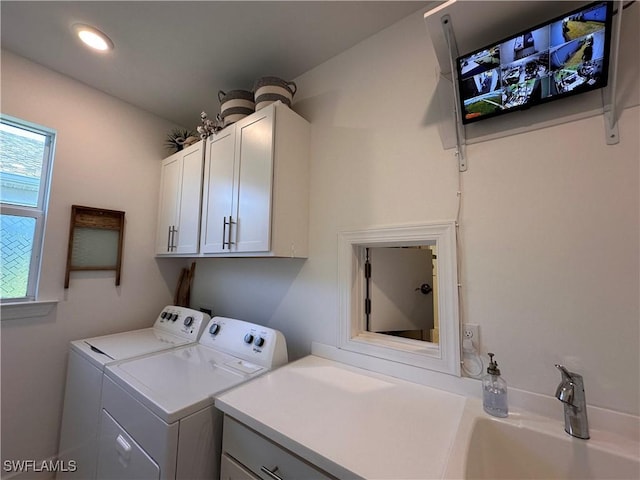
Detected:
left=482, top=352, right=508, bottom=417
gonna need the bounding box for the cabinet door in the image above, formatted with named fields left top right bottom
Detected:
left=201, top=127, right=236, bottom=253
left=155, top=152, right=181, bottom=254
left=223, top=416, right=335, bottom=480
left=174, top=143, right=203, bottom=254
left=232, top=107, right=274, bottom=253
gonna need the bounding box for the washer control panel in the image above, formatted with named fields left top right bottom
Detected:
left=154, top=306, right=210, bottom=341
left=201, top=316, right=288, bottom=369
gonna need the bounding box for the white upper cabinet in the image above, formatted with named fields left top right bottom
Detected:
left=156, top=141, right=204, bottom=255
left=200, top=127, right=236, bottom=253
left=201, top=102, right=310, bottom=257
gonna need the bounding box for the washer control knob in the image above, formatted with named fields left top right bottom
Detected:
left=161, top=311, right=168, bottom=319
left=244, top=333, right=254, bottom=344
left=209, top=323, right=220, bottom=335
left=172, top=314, right=178, bottom=322
left=254, top=337, right=265, bottom=347
left=184, top=316, right=194, bottom=327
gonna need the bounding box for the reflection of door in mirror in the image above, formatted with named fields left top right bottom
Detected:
left=366, top=246, right=438, bottom=344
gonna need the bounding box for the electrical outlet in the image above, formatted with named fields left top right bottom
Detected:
left=463, top=324, right=479, bottom=342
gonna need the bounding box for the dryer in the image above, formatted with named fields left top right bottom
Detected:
left=57, top=306, right=210, bottom=480
left=97, top=316, right=287, bottom=480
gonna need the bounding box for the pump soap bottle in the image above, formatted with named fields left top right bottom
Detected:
left=482, top=352, right=508, bottom=417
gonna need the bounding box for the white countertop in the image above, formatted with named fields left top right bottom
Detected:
left=215, top=355, right=466, bottom=479
left=216, top=354, right=640, bottom=479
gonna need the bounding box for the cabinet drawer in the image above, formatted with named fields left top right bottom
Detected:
left=221, top=453, right=259, bottom=480
left=222, top=416, right=334, bottom=480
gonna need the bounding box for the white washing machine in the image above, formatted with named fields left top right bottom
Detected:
left=57, top=306, right=210, bottom=480
left=96, top=316, right=288, bottom=480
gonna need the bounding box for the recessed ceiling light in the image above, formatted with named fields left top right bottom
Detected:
left=73, top=24, right=114, bottom=52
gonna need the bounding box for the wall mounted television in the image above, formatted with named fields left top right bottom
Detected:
left=456, top=1, right=612, bottom=125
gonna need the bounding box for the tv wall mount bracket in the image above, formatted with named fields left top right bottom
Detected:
left=437, top=0, right=625, bottom=173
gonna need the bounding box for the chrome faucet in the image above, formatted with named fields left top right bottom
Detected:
left=555, top=364, right=589, bottom=439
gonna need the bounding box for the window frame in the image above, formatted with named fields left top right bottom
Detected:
left=1, top=114, right=56, bottom=303
left=337, top=222, right=461, bottom=376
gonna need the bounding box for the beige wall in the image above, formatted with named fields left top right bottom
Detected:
left=1, top=51, right=187, bottom=468
left=191, top=6, right=639, bottom=416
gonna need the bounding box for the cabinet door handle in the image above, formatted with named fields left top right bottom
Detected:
left=222, top=217, right=228, bottom=249
left=228, top=216, right=236, bottom=246
left=171, top=226, right=178, bottom=251
left=260, top=466, right=284, bottom=480
left=167, top=226, right=172, bottom=252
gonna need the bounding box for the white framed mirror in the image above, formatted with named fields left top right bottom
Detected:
left=338, top=222, right=460, bottom=376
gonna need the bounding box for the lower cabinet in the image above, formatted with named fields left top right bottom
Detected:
left=221, top=416, right=335, bottom=480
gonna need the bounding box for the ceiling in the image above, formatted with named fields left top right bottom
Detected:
left=1, top=1, right=431, bottom=128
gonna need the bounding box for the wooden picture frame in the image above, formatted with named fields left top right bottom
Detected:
left=64, top=205, right=125, bottom=288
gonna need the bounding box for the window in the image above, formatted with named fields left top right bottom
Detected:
left=1, top=115, right=55, bottom=302
left=338, top=222, right=461, bottom=376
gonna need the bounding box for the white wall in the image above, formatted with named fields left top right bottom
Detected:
left=1, top=51, right=188, bottom=469
left=191, top=5, right=639, bottom=417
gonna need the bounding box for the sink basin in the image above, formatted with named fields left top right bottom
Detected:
left=465, top=416, right=639, bottom=480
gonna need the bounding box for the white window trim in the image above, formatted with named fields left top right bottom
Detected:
left=1, top=114, right=56, bottom=303
left=0, top=300, right=57, bottom=321
left=337, top=222, right=461, bottom=376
